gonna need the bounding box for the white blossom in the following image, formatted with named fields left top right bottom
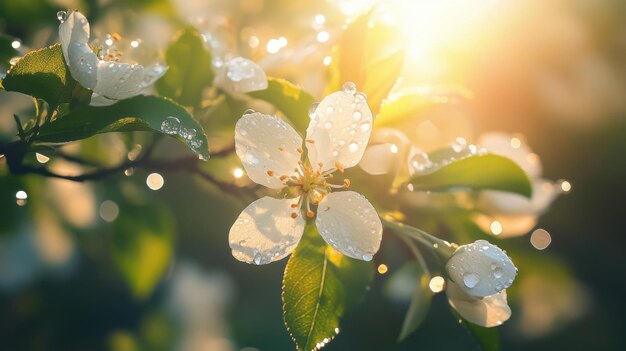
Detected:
left=446, top=280, right=512, bottom=328
left=229, top=84, right=382, bottom=264
left=445, top=240, right=517, bottom=298
left=58, top=11, right=167, bottom=105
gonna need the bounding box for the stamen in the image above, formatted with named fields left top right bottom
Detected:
left=112, top=33, right=122, bottom=42
left=343, top=179, right=351, bottom=188
left=307, top=210, right=315, bottom=218
left=266, top=170, right=275, bottom=176
left=291, top=212, right=298, bottom=219
left=335, top=161, right=345, bottom=173
left=306, top=139, right=316, bottom=144
left=296, top=147, right=303, bottom=153
left=280, top=175, right=288, bottom=181
left=290, top=203, right=299, bottom=208
left=278, top=147, right=284, bottom=152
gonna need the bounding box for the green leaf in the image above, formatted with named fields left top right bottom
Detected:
left=362, top=50, right=404, bottom=114
left=1, top=44, right=77, bottom=109
left=156, top=27, right=214, bottom=106
left=283, top=225, right=374, bottom=351
left=36, top=95, right=210, bottom=160
left=111, top=205, right=174, bottom=299
left=390, top=262, right=432, bottom=341
left=248, top=77, right=314, bottom=132
left=409, top=154, right=532, bottom=198
left=0, top=34, right=19, bottom=68
left=453, top=311, right=501, bottom=351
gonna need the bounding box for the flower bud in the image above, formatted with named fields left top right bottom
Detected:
left=445, top=240, right=517, bottom=297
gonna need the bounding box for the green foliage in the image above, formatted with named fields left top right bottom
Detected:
left=1, top=44, right=85, bottom=109
left=410, top=154, right=533, bottom=197
left=111, top=205, right=175, bottom=299
left=282, top=224, right=374, bottom=351
left=454, top=311, right=501, bottom=351
left=395, top=262, right=433, bottom=341
left=0, top=34, right=19, bottom=67
left=248, top=77, right=314, bottom=132
left=156, top=27, right=214, bottom=106
left=36, top=95, right=210, bottom=160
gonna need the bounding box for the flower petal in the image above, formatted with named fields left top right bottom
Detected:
left=140, top=65, right=168, bottom=89
left=315, top=191, right=382, bottom=260
left=359, top=128, right=410, bottom=175
left=229, top=196, right=305, bottom=265
left=447, top=280, right=512, bottom=327
left=59, top=11, right=97, bottom=89
left=446, top=240, right=517, bottom=298
left=235, top=112, right=303, bottom=188
left=472, top=213, right=538, bottom=238
left=306, top=88, right=373, bottom=171
left=477, top=179, right=557, bottom=216
left=215, top=56, right=268, bottom=93
left=93, top=61, right=145, bottom=99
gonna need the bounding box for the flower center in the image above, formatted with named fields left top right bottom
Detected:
left=268, top=147, right=350, bottom=219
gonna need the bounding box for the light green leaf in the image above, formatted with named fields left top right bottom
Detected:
left=156, top=27, right=214, bottom=106
left=2, top=44, right=80, bottom=109
left=392, top=262, right=432, bottom=341
left=248, top=77, right=314, bottom=132
left=453, top=311, right=500, bottom=351
left=283, top=224, right=374, bottom=351
left=36, top=95, right=210, bottom=160
left=409, top=154, right=532, bottom=198
left=362, top=50, right=404, bottom=114
left=111, top=205, right=174, bottom=299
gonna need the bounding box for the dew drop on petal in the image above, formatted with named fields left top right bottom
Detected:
left=362, top=254, right=373, bottom=261
left=348, top=142, right=359, bottom=153
left=243, top=109, right=256, bottom=115
left=463, top=272, right=480, bottom=288
left=308, top=102, right=320, bottom=118
left=57, top=11, right=68, bottom=23
left=342, top=81, right=357, bottom=95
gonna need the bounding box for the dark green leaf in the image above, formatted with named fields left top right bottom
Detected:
left=0, top=34, right=19, bottom=68
left=156, top=27, right=214, bottom=106
left=410, top=154, right=532, bottom=198
left=36, top=95, right=210, bottom=160
left=453, top=310, right=501, bottom=351
left=283, top=224, right=374, bottom=351
left=111, top=205, right=174, bottom=299
left=390, top=262, right=432, bottom=341
left=248, top=77, right=314, bottom=132
left=2, top=44, right=77, bottom=109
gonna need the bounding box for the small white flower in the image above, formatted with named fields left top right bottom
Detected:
left=445, top=240, right=517, bottom=298
left=58, top=11, right=167, bottom=104
left=229, top=84, right=382, bottom=264
left=475, top=132, right=559, bottom=237
left=213, top=56, right=268, bottom=94
left=446, top=280, right=512, bottom=328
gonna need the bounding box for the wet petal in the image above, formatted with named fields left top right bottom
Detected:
left=478, top=179, right=557, bottom=216
left=59, top=11, right=97, bottom=89
left=94, top=61, right=145, bottom=99
left=229, top=196, right=305, bottom=265
left=472, top=213, right=538, bottom=238
left=140, top=65, right=168, bottom=89
left=446, top=240, right=517, bottom=298
left=215, top=56, right=268, bottom=93
left=447, top=280, right=512, bottom=327
left=235, top=112, right=303, bottom=189
left=315, top=191, right=382, bottom=261
left=359, top=128, right=410, bottom=175
left=306, top=87, right=373, bottom=172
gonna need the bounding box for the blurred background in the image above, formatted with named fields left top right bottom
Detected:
left=1, top=0, right=625, bottom=350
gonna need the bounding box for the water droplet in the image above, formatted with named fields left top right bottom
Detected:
left=243, top=109, right=256, bottom=115
left=161, top=116, right=180, bottom=135
left=352, top=111, right=362, bottom=121
left=190, top=138, right=203, bottom=149
left=355, top=92, right=367, bottom=102
left=348, top=142, right=359, bottom=153
left=493, top=268, right=503, bottom=279
left=359, top=122, right=371, bottom=132
left=463, top=272, right=480, bottom=289
left=409, top=151, right=433, bottom=174
left=324, top=121, right=333, bottom=129
left=362, top=254, right=373, bottom=261
left=342, top=82, right=357, bottom=95
left=452, top=137, right=467, bottom=153
left=57, top=11, right=68, bottom=23
left=179, top=128, right=196, bottom=140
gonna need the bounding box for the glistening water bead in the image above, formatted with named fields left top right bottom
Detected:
left=57, top=11, right=68, bottom=23
left=161, top=116, right=181, bottom=135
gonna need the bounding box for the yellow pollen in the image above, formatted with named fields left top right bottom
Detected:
left=335, top=162, right=345, bottom=173
left=112, top=33, right=122, bottom=41
left=306, top=139, right=315, bottom=143
left=296, top=147, right=303, bottom=153
left=266, top=170, right=275, bottom=176
left=306, top=210, right=315, bottom=218
left=290, top=203, right=299, bottom=208
left=343, top=179, right=351, bottom=188
left=278, top=147, right=284, bottom=151
left=327, top=174, right=334, bottom=179
left=291, top=212, right=298, bottom=219
left=280, top=175, right=288, bottom=181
